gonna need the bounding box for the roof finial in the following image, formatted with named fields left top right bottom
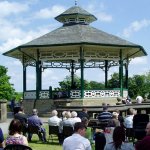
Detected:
left=75, top=0, right=77, bottom=6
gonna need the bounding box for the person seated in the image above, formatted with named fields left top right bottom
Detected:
left=0, top=128, right=5, bottom=149
left=71, top=111, right=81, bottom=124
left=107, top=112, right=120, bottom=127
left=62, top=111, right=74, bottom=128
left=6, top=119, right=28, bottom=146
left=136, top=95, right=143, bottom=103
left=61, top=111, right=67, bottom=121
left=77, top=108, right=89, bottom=120
left=104, top=126, right=134, bottom=150
left=48, top=110, right=63, bottom=144
left=48, top=110, right=62, bottom=127
left=28, top=109, right=46, bottom=142
left=126, top=95, right=132, bottom=104
left=14, top=106, right=28, bottom=136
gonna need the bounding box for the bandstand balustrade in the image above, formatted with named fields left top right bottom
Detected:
left=24, top=89, right=128, bottom=100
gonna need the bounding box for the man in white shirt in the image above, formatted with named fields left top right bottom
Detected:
left=63, top=122, right=91, bottom=150
left=48, top=110, right=62, bottom=126
left=48, top=110, right=63, bottom=144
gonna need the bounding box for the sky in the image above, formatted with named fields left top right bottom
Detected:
left=0, top=0, right=150, bottom=92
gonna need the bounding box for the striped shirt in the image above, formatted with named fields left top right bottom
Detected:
left=98, top=111, right=112, bottom=122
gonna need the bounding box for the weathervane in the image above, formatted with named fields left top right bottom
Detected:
left=75, top=0, right=78, bottom=6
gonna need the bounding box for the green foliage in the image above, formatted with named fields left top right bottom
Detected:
left=107, top=73, right=120, bottom=88
left=0, top=65, right=15, bottom=100
left=58, top=71, right=150, bottom=99
left=58, top=75, right=105, bottom=90
left=128, top=73, right=150, bottom=98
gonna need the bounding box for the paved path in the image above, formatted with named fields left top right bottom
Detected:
left=0, top=112, right=49, bottom=134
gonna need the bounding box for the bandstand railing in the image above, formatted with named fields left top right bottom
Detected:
left=24, top=89, right=128, bottom=100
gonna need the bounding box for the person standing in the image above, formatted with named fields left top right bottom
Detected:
left=28, top=109, right=46, bottom=142
left=98, top=106, right=112, bottom=124
left=63, top=122, right=91, bottom=150
left=124, top=108, right=135, bottom=128
left=104, top=126, right=134, bottom=150
left=135, top=122, right=150, bottom=150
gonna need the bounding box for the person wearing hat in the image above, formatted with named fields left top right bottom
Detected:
left=28, top=109, right=46, bottom=142
left=63, top=122, right=91, bottom=150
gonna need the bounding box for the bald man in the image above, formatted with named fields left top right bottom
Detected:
left=135, top=122, right=150, bottom=150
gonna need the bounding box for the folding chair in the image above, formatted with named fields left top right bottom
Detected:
left=63, top=126, right=74, bottom=138
left=27, top=125, right=42, bottom=141
left=4, top=144, right=32, bottom=150
left=48, top=125, right=59, bottom=142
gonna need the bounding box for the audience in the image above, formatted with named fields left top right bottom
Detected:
left=107, top=112, right=120, bottom=127
left=71, top=111, right=81, bottom=124
left=62, top=111, right=74, bottom=128
left=62, top=111, right=67, bottom=121
left=48, top=109, right=63, bottom=144
left=124, top=108, right=135, bottom=128
left=6, top=119, right=28, bottom=146
left=136, top=96, right=143, bottom=104
left=114, top=109, right=124, bottom=127
left=135, top=122, right=150, bottom=150
left=28, top=109, right=46, bottom=142
left=77, top=108, right=89, bottom=120
left=98, top=106, right=112, bottom=125
left=63, top=122, right=92, bottom=150
left=104, top=126, right=134, bottom=150
left=81, top=117, right=93, bottom=143
left=0, top=128, right=5, bottom=149
left=14, top=106, right=28, bottom=136
left=48, top=110, right=62, bottom=127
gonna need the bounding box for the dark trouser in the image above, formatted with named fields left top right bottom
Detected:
left=95, top=132, right=106, bottom=150
left=28, top=127, right=46, bottom=142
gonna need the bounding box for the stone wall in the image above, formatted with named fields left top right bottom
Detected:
left=23, top=99, right=54, bottom=115
left=0, top=100, right=7, bottom=122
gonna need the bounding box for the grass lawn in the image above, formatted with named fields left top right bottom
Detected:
left=28, top=124, right=62, bottom=150
left=5, top=124, right=95, bottom=150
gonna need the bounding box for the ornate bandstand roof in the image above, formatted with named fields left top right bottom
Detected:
left=3, top=5, right=147, bottom=66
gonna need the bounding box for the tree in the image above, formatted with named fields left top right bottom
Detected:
left=89, top=81, right=105, bottom=89
left=0, top=65, right=15, bottom=100
left=58, top=75, right=105, bottom=90
left=107, top=73, right=120, bottom=88
left=128, top=75, right=146, bottom=98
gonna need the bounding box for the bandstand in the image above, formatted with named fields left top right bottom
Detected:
left=3, top=5, right=147, bottom=112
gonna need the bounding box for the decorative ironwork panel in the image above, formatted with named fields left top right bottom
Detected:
left=84, top=90, right=120, bottom=98
left=39, top=90, right=49, bottom=99
left=70, top=90, right=81, bottom=98
left=84, top=50, right=119, bottom=60
left=24, top=91, right=36, bottom=99
left=40, top=50, right=80, bottom=61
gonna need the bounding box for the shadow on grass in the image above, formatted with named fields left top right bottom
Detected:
left=29, top=139, right=60, bottom=145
